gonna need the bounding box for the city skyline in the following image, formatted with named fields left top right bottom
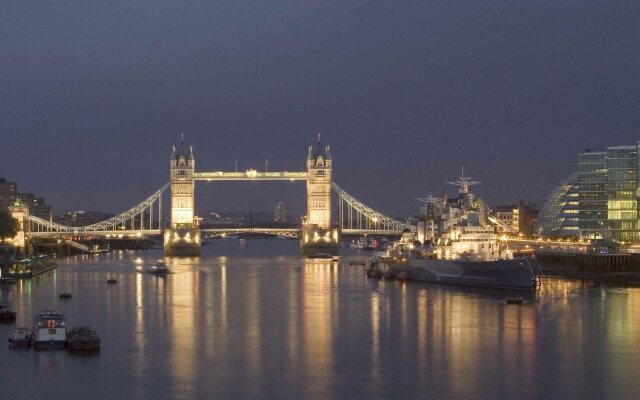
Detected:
left=2, top=1, right=640, bottom=216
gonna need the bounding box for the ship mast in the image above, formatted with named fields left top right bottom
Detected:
left=446, top=165, right=481, bottom=195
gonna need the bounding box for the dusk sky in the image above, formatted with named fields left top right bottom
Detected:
left=2, top=1, right=639, bottom=217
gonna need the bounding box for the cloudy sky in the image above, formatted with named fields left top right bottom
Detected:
left=2, top=1, right=639, bottom=217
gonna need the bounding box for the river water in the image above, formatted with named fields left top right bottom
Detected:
left=0, top=240, right=638, bottom=399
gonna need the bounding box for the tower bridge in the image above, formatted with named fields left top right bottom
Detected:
left=19, top=138, right=414, bottom=256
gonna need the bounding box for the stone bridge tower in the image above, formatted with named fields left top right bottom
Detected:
left=301, top=136, right=340, bottom=255
left=164, top=140, right=201, bottom=256
left=170, top=142, right=195, bottom=227
left=306, top=138, right=332, bottom=228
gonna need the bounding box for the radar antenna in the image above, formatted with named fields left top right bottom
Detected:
left=446, top=164, right=481, bottom=194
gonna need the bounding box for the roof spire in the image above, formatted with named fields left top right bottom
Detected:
left=317, top=132, right=321, bottom=146
left=181, top=133, right=184, bottom=145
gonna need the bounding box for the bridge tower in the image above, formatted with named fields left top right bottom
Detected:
left=8, top=198, right=28, bottom=253
left=163, top=140, right=201, bottom=256
left=301, top=136, right=340, bottom=255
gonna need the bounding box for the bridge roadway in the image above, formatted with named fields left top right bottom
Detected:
left=27, top=229, right=163, bottom=239
left=26, top=227, right=405, bottom=240
left=194, top=171, right=308, bottom=181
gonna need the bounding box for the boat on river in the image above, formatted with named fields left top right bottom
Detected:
left=148, top=263, right=169, bottom=275
left=389, top=257, right=537, bottom=291
left=306, top=253, right=333, bottom=259
left=67, top=327, right=101, bottom=351
left=31, top=311, right=67, bottom=350
left=8, top=327, right=30, bottom=348
left=383, top=225, right=537, bottom=291
left=0, top=305, right=16, bottom=323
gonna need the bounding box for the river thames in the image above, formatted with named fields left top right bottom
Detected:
left=0, top=240, right=638, bottom=399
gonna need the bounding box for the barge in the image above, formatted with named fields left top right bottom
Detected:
left=67, top=327, right=101, bottom=351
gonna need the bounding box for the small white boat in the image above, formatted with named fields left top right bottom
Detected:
left=147, top=264, right=169, bottom=275
left=9, top=327, right=30, bottom=348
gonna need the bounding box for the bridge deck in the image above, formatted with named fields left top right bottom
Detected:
left=27, top=230, right=162, bottom=238
left=27, top=228, right=408, bottom=239
left=194, top=171, right=308, bottom=181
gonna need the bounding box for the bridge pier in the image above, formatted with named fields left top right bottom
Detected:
left=163, top=228, right=201, bottom=257
left=300, top=225, right=341, bottom=256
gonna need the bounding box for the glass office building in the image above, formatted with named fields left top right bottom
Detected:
left=577, top=149, right=608, bottom=240
left=539, top=142, right=640, bottom=242
left=605, top=146, right=638, bottom=241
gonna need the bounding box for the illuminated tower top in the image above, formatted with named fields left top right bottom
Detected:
left=307, top=133, right=332, bottom=169
left=171, top=135, right=194, bottom=169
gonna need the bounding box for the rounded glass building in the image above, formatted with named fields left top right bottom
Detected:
left=537, top=172, right=579, bottom=238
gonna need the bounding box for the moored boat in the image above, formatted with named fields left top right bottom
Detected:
left=384, top=221, right=537, bottom=291
left=395, top=257, right=536, bottom=291
left=8, top=327, right=30, bottom=348
left=66, top=326, right=101, bottom=351
left=0, top=305, right=16, bottom=323
left=31, top=310, right=67, bottom=350
left=306, top=253, right=333, bottom=259
left=148, top=264, right=169, bottom=275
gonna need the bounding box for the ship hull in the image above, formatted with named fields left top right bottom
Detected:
left=67, top=339, right=101, bottom=351
left=32, top=339, right=67, bottom=351
left=394, top=257, right=536, bottom=291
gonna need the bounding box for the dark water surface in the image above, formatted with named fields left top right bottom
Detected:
left=1, top=240, right=638, bottom=399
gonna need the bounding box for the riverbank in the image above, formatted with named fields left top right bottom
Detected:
left=538, top=261, right=640, bottom=284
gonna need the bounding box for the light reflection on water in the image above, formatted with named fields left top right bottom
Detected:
left=0, top=241, right=638, bottom=399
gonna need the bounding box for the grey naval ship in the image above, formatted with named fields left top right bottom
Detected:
left=368, top=169, right=538, bottom=291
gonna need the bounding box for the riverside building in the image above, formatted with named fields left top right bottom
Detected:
left=0, top=177, right=52, bottom=221
left=538, top=142, right=640, bottom=242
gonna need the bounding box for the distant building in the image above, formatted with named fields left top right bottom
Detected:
left=538, top=141, right=640, bottom=242
left=494, top=205, right=519, bottom=232
left=202, top=211, right=274, bottom=227
left=0, top=177, right=52, bottom=221
left=54, top=211, right=114, bottom=227
left=0, top=178, right=18, bottom=211
left=274, top=202, right=287, bottom=224
left=17, top=193, right=52, bottom=221
left=493, top=201, right=538, bottom=238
